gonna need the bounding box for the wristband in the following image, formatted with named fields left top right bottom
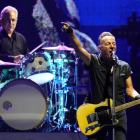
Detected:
left=135, top=95, right=140, bottom=100
left=67, top=26, right=73, bottom=33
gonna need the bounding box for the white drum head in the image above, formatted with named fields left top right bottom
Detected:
left=27, top=73, right=54, bottom=85
left=0, top=79, right=47, bottom=130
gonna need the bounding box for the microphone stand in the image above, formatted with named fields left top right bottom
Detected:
left=112, top=51, right=117, bottom=140
left=74, top=56, right=79, bottom=109
left=72, top=51, right=79, bottom=109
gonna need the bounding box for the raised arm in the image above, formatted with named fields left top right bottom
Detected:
left=61, top=22, right=91, bottom=66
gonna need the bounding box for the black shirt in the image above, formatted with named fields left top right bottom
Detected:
left=0, top=27, right=29, bottom=62
left=85, top=54, right=131, bottom=107
left=0, top=27, right=29, bottom=82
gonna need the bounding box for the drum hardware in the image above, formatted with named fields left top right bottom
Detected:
left=0, top=56, right=71, bottom=132
left=29, top=56, right=34, bottom=63
left=59, top=52, right=79, bottom=132
left=34, top=79, right=56, bottom=132
left=35, top=46, right=73, bottom=132
left=73, top=56, right=79, bottom=109
left=51, top=59, right=74, bottom=63
left=49, top=50, right=74, bottom=132
left=0, top=43, right=76, bottom=132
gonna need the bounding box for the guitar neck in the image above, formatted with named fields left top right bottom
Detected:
left=113, top=99, right=140, bottom=113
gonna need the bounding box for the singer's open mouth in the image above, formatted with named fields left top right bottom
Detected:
left=109, top=50, right=115, bottom=53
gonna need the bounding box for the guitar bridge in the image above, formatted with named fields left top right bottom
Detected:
left=85, top=123, right=100, bottom=133
left=87, top=112, right=99, bottom=124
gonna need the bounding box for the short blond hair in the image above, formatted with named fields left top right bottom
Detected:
left=1, top=6, right=18, bottom=19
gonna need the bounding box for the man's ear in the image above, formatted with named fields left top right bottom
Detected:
left=98, top=45, right=101, bottom=52
left=0, top=18, right=2, bottom=25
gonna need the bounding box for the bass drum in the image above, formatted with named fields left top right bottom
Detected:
left=0, top=79, right=47, bottom=131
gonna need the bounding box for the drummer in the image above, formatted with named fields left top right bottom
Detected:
left=0, top=6, right=29, bottom=82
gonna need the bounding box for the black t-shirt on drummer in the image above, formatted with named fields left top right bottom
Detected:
left=0, top=27, right=29, bottom=82
left=0, top=27, right=29, bottom=62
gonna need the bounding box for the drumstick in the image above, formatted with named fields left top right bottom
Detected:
left=29, top=41, right=47, bottom=54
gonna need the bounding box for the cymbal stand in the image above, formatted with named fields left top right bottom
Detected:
left=53, top=54, right=68, bottom=130
left=19, top=62, right=23, bottom=78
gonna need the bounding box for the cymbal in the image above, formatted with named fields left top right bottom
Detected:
left=0, top=60, right=20, bottom=66
left=42, top=45, right=74, bottom=51
left=51, top=59, right=74, bottom=63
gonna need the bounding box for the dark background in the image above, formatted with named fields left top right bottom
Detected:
left=1, top=0, right=140, bottom=139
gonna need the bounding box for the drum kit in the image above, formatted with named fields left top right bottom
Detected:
left=0, top=43, right=78, bottom=132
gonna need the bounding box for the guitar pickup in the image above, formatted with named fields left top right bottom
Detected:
left=87, top=112, right=99, bottom=124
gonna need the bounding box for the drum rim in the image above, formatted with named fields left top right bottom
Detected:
left=0, top=78, right=48, bottom=130
left=25, top=70, right=55, bottom=77
left=0, top=78, right=47, bottom=98
left=22, top=52, right=50, bottom=60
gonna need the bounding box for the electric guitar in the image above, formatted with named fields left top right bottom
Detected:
left=76, top=98, right=140, bottom=136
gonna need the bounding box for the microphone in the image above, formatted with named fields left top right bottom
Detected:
left=111, top=51, right=116, bottom=61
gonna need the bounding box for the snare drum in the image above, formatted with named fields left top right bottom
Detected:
left=21, top=52, right=54, bottom=85
left=0, top=78, right=47, bottom=130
